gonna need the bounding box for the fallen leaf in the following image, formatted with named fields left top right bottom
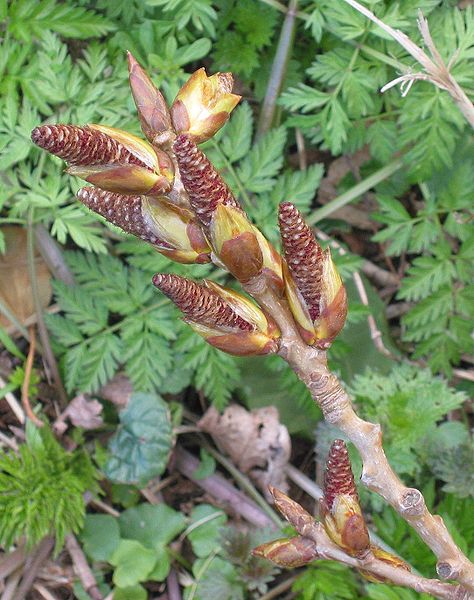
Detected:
left=54, top=394, right=104, bottom=433
left=0, top=227, right=52, bottom=328
left=198, top=404, right=291, bottom=500
left=100, top=372, right=133, bottom=408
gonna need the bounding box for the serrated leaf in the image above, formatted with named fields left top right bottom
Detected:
left=51, top=280, right=108, bottom=335
left=79, top=333, right=122, bottom=392
left=237, top=127, right=287, bottom=193
left=398, top=255, right=456, bottom=301
left=220, top=102, right=253, bottom=163
left=8, top=0, right=115, bottom=41
left=104, top=392, right=173, bottom=486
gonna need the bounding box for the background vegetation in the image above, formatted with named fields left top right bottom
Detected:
left=0, top=0, right=473, bottom=598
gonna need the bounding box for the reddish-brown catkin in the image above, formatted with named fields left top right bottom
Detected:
left=278, top=202, right=324, bottom=321
left=172, top=133, right=242, bottom=227
left=31, top=125, right=148, bottom=169
left=324, top=439, right=359, bottom=510
left=152, top=274, right=253, bottom=331
left=77, top=187, right=170, bottom=247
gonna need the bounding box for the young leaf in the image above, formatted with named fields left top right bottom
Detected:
left=104, top=392, right=173, bottom=486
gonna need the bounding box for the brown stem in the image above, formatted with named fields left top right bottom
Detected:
left=27, top=211, right=68, bottom=408
left=21, top=327, right=44, bottom=427
left=243, top=274, right=474, bottom=591
left=15, top=536, right=55, bottom=600
left=167, top=568, right=182, bottom=600
left=257, top=0, right=298, bottom=138
left=65, top=534, right=103, bottom=600
left=34, top=224, right=75, bottom=286
left=173, top=445, right=277, bottom=529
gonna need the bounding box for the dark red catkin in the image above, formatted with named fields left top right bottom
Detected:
left=278, top=202, right=324, bottom=321
left=152, top=274, right=253, bottom=331
left=172, top=133, right=242, bottom=227
left=77, top=187, right=170, bottom=247
left=323, top=439, right=359, bottom=511
left=31, top=125, right=148, bottom=169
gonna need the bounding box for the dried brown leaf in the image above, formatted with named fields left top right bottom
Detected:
left=198, top=404, right=291, bottom=499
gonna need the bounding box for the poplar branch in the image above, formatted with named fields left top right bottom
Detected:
left=243, top=273, right=474, bottom=593
left=272, top=496, right=471, bottom=600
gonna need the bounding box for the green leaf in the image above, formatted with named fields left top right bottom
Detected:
left=280, top=84, right=330, bottom=112
left=176, top=327, right=241, bottom=409
left=113, top=586, right=147, bottom=600
left=220, top=102, right=253, bottom=164
left=82, top=515, right=121, bottom=562
left=104, top=392, right=173, bottom=486
left=119, top=503, right=186, bottom=549
left=237, top=127, right=287, bottom=193
left=398, top=254, right=456, bottom=301
left=7, top=0, right=115, bottom=41
left=193, top=449, right=216, bottom=479
left=187, top=504, right=227, bottom=558
left=187, top=556, right=244, bottom=600
left=110, top=540, right=157, bottom=588
left=79, top=333, right=123, bottom=392
left=51, top=280, right=108, bottom=335
left=0, top=326, right=25, bottom=359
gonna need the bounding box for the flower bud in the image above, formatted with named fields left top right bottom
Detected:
left=253, top=536, right=319, bottom=568
left=359, top=546, right=411, bottom=583
left=278, top=202, right=347, bottom=348
left=78, top=187, right=210, bottom=264
left=127, top=52, right=174, bottom=147
left=173, top=134, right=282, bottom=284
left=320, top=440, right=370, bottom=557
left=31, top=124, right=174, bottom=196
left=152, top=274, right=280, bottom=355
left=269, top=486, right=316, bottom=537
left=171, top=68, right=241, bottom=143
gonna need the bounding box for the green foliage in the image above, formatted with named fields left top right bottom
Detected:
left=213, top=0, right=278, bottom=79
left=373, top=143, right=474, bottom=374
left=350, top=363, right=466, bottom=478
left=293, top=561, right=361, bottom=599
left=423, top=422, right=474, bottom=498
left=183, top=508, right=279, bottom=599
left=0, top=422, right=99, bottom=552
left=81, top=503, right=186, bottom=594
left=104, top=392, right=173, bottom=486
left=5, top=0, right=115, bottom=40
left=281, top=2, right=473, bottom=171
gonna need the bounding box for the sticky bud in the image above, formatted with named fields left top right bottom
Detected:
left=278, top=202, right=347, bottom=348
left=173, top=134, right=282, bottom=284
left=78, top=187, right=210, bottom=264
left=152, top=274, right=280, bottom=356
left=320, top=440, right=370, bottom=557
left=253, top=536, right=319, bottom=568
left=269, top=486, right=316, bottom=537
left=127, top=52, right=174, bottom=147
left=171, top=67, right=241, bottom=143
left=31, top=124, right=174, bottom=196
